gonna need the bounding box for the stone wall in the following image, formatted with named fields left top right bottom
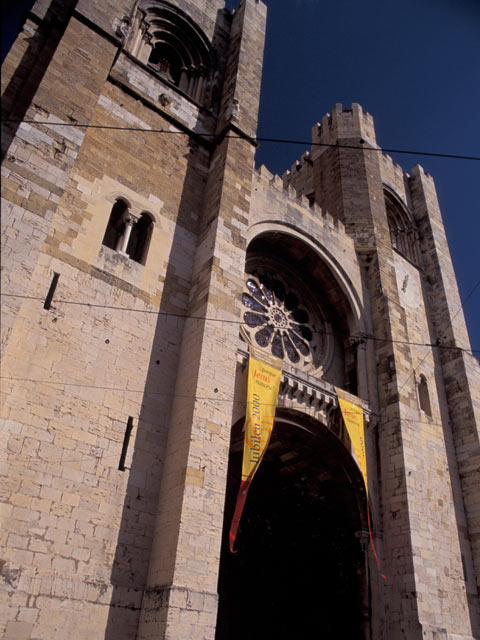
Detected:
left=1, top=0, right=242, bottom=636
left=1, top=2, right=479, bottom=639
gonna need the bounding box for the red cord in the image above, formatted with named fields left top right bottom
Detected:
left=367, top=505, right=387, bottom=580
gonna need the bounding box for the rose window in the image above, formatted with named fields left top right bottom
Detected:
left=242, top=274, right=315, bottom=367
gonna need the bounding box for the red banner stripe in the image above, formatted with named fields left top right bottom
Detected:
left=229, top=480, right=251, bottom=553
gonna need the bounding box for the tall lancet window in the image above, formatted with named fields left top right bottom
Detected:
left=102, top=198, right=129, bottom=252
left=384, top=190, right=419, bottom=265
left=418, top=374, right=432, bottom=416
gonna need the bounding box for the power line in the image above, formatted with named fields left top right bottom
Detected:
left=4, top=119, right=480, bottom=161
left=9, top=449, right=125, bottom=467
left=0, top=374, right=462, bottom=432
left=399, top=276, right=480, bottom=391
left=0, top=375, right=233, bottom=401
left=1, top=292, right=479, bottom=355
left=2, top=405, right=449, bottom=468
left=451, top=278, right=480, bottom=324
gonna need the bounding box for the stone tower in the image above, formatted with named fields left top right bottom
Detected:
left=1, top=2, right=479, bottom=640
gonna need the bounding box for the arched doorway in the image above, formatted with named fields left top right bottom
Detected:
left=216, top=410, right=369, bottom=640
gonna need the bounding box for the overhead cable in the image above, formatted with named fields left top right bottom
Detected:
left=3, top=119, right=480, bottom=161
left=1, top=292, right=478, bottom=355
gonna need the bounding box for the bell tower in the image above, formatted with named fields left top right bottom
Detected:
left=309, top=103, right=480, bottom=638
left=1, top=1, right=266, bottom=638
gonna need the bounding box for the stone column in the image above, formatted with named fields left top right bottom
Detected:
left=311, top=103, right=478, bottom=638
left=356, top=336, right=369, bottom=401
left=116, top=213, right=138, bottom=255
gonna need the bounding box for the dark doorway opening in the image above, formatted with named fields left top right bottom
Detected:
left=216, top=413, right=368, bottom=640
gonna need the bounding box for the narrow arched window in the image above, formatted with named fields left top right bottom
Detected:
left=384, top=190, right=418, bottom=264
left=126, top=212, right=154, bottom=265
left=418, top=374, right=432, bottom=416
left=102, top=198, right=129, bottom=251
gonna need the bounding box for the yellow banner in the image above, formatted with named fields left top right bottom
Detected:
left=242, top=346, right=282, bottom=481
left=335, top=388, right=386, bottom=579
left=229, top=345, right=282, bottom=552
left=335, top=387, right=368, bottom=497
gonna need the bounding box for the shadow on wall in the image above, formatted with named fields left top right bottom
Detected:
left=103, top=11, right=229, bottom=638
left=1, top=0, right=78, bottom=161
left=103, top=139, right=208, bottom=640
left=419, top=270, right=480, bottom=635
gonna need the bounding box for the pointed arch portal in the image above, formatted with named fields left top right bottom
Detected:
left=216, top=411, right=370, bottom=640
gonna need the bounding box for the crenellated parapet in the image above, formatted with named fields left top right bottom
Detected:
left=280, top=103, right=377, bottom=175
left=381, top=153, right=408, bottom=180
left=253, top=164, right=347, bottom=236
left=380, top=153, right=413, bottom=209
left=312, top=103, right=377, bottom=153
left=281, top=149, right=314, bottom=200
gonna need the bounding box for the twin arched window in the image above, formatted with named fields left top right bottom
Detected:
left=102, top=198, right=153, bottom=266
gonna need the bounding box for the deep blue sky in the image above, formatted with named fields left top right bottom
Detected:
left=3, top=0, right=479, bottom=355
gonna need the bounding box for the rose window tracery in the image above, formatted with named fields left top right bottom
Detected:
left=242, top=273, right=319, bottom=369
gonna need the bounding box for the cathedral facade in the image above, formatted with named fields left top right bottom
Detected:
left=1, top=1, right=479, bottom=639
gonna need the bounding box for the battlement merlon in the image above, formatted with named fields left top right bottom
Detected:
left=253, top=165, right=346, bottom=235
left=312, top=103, right=377, bottom=154
left=278, top=105, right=377, bottom=182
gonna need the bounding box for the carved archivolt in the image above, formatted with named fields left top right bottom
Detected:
left=127, top=1, right=216, bottom=104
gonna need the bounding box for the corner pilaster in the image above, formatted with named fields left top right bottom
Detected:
left=136, top=3, right=266, bottom=638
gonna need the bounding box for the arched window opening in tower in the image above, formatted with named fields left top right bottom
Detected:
left=147, top=42, right=182, bottom=85
left=418, top=374, right=432, bottom=416
left=126, top=212, right=154, bottom=265
left=102, top=200, right=154, bottom=266
left=128, top=1, right=216, bottom=104
left=384, top=190, right=419, bottom=265
left=102, top=198, right=129, bottom=251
